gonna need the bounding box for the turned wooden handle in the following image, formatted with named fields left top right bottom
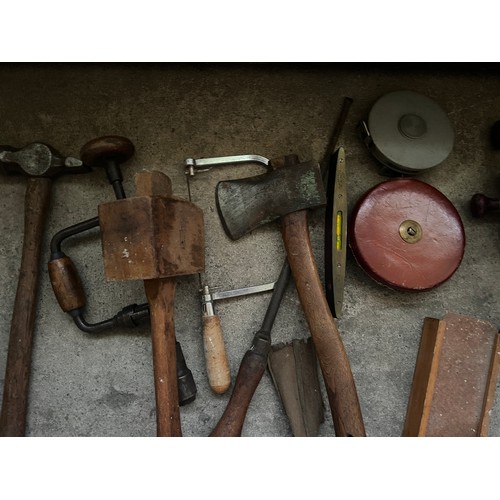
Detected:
left=0, top=177, right=52, bottom=436
left=209, top=345, right=268, bottom=437
left=202, top=314, right=231, bottom=394
left=470, top=193, right=500, bottom=218
left=48, top=255, right=86, bottom=312
left=144, top=277, right=182, bottom=437
left=281, top=210, right=366, bottom=437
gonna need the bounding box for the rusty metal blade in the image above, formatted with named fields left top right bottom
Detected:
left=216, top=160, right=325, bottom=240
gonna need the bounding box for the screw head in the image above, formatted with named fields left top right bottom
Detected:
left=399, top=219, right=423, bottom=243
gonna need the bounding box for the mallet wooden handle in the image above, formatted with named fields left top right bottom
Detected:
left=144, top=278, right=182, bottom=437
left=0, top=177, right=52, bottom=436
left=203, top=315, right=231, bottom=394
left=281, top=210, right=366, bottom=437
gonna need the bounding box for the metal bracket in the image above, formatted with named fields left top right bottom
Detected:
left=357, top=120, right=373, bottom=147
left=357, top=120, right=405, bottom=177
left=201, top=281, right=276, bottom=316
left=185, top=152, right=276, bottom=311
left=184, top=154, right=270, bottom=176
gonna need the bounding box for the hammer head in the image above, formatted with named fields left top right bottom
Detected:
left=216, top=159, right=326, bottom=240
left=0, top=143, right=90, bottom=177
left=98, top=170, right=205, bottom=281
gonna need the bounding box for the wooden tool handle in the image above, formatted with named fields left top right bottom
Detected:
left=144, top=278, right=182, bottom=437
left=0, top=177, right=52, bottom=436
left=48, top=255, right=86, bottom=312
left=470, top=193, right=500, bottom=218
left=203, top=315, right=231, bottom=394
left=209, top=344, right=268, bottom=437
left=281, top=210, right=366, bottom=437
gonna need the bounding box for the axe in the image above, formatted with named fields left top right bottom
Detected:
left=216, top=160, right=366, bottom=436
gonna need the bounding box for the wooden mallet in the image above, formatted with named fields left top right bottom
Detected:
left=98, top=170, right=204, bottom=436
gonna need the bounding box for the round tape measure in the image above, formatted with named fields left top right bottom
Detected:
left=349, top=178, right=465, bottom=291
left=363, top=90, right=454, bottom=174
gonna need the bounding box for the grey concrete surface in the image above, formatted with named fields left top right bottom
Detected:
left=0, top=63, right=499, bottom=437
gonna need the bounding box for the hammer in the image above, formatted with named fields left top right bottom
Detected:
left=98, top=170, right=204, bottom=436
left=0, top=143, right=90, bottom=436
left=216, top=159, right=366, bottom=436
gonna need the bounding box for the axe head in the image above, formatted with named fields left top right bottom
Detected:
left=216, top=160, right=326, bottom=240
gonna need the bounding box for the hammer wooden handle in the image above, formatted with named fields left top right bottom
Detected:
left=281, top=210, right=366, bottom=437
left=209, top=345, right=268, bottom=436
left=0, top=177, right=52, bottom=436
left=203, top=315, right=231, bottom=394
left=144, top=277, right=182, bottom=437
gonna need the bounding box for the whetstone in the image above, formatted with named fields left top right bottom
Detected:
left=403, top=312, right=500, bottom=436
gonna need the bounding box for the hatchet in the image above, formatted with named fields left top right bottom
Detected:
left=216, top=160, right=365, bottom=436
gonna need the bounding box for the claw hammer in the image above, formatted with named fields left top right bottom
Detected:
left=0, top=143, right=90, bottom=436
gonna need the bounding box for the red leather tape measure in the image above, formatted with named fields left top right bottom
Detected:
left=349, top=178, right=465, bottom=291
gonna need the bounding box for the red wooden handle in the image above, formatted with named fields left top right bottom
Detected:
left=0, top=177, right=52, bottom=436
left=281, top=210, right=366, bottom=437
left=209, top=345, right=268, bottom=437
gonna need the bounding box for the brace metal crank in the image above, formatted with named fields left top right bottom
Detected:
left=48, top=136, right=197, bottom=406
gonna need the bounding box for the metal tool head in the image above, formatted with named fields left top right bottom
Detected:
left=216, top=159, right=326, bottom=240
left=0, top=142, right=89, bottom=178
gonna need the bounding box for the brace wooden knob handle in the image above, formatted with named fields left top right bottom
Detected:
left=80, top=135, right=135, bottom=167
left=48, top=255, right=86, bottom=312
left=202, top=315, right=231, bottom=394
left=470, top=193, right=500, bottom=218
left=209, top=347, right=268, bottom=437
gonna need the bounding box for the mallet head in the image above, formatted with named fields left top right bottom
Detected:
left=98, top=170, right=204, bottom=281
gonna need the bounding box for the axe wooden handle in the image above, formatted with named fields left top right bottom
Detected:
left=281, top=210, right=366, bottom=437
left=144, top=278, right=182, bottom=437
